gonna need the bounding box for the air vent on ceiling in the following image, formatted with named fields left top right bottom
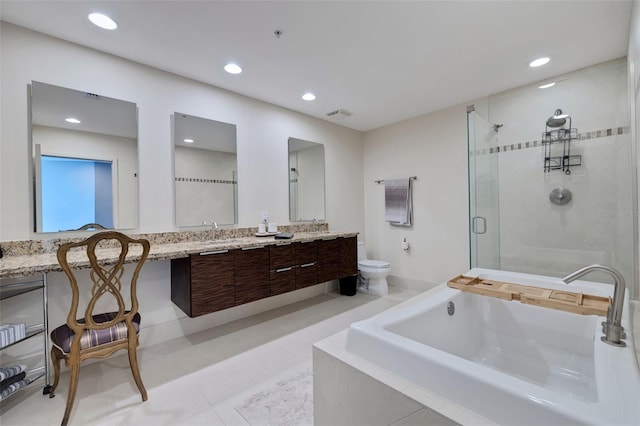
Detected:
left=84, top=92, right=100, bottom=100
left=326, top=108, right=353, bottom=119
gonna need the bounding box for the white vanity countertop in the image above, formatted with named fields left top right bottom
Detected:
left=0, top=231, right=358, bottom=279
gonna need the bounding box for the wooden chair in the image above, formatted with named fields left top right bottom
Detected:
left=49, top=231, right=150, bottom=426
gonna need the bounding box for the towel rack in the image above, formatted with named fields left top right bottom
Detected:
left=374, top=176, right=417, bottom=184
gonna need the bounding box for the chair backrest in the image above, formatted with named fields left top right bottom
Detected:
left=56, top=231, right=150, bottom=341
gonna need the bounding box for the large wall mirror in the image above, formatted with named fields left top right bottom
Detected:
left=288, top=137, right=325, bottom=222
left=174, top=113, right=238, bottom=227
left=30, top=81, right=139, bottom=233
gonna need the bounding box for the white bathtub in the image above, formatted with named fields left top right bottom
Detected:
left=346, top=268, right=640, bottom=425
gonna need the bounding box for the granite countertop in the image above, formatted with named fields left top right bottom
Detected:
left=0, top=231, right=357, bottom=279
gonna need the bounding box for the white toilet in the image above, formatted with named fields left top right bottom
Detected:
left=357, top=242, right=390, bottom=296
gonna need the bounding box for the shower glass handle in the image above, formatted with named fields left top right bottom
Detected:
left=472, top=216, right=487, bottom=235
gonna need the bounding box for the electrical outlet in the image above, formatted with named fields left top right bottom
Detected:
left=261, top=211, right=269, bottom=222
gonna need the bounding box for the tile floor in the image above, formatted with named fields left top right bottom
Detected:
left=0, top=286, right=418, bottom=425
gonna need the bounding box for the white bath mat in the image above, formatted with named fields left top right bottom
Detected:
left=234, top=368, right=313, bottom=426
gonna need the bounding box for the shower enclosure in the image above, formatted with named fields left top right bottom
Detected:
left=467, top=107, right=500, bottom=270
left=466, top=58, right=637, bottom=298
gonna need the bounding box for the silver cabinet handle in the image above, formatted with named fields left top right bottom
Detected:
left=300, top=262, right=316, bottom=268
left=471, top=217, right=487, bottom=235
left=275, top=267, right=293, bottom=273
left=242, top=246, right=265, bottom=251
left=199, top=249, right=229, bottom=256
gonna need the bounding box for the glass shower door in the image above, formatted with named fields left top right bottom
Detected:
left=467, top=109, right=500, bottom=269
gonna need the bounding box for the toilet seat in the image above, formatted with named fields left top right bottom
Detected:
left=358, top=259, right=390, bottom=269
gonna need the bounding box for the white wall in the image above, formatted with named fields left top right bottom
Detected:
left=174, top=146, right=236, bottom=226
left=0, top=22, right=364, bottom=241
left=0, top=22, right=364, bottom=348
left=362, top=104, right=470, bottom=288
left=630, top=0, right=640, bottom=299
left=487, top=59, right=634, bottom=285
left=296, top=144, right=325, bottom=221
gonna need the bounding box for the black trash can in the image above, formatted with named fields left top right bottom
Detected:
left=339, top=275, right=357, bottom=296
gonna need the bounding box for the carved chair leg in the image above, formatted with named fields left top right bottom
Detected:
left=61, top=362, right=80, bottom=426
left=49, top=347, right=62, bottom=398
left=127, top=344, right=147, bottom=401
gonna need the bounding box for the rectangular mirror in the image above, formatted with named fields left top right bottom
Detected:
left=288, top=137, right=325, bottom=222
left=31, top=81, right=139, bottom=233
left=174, top=113, right=238, bottom=227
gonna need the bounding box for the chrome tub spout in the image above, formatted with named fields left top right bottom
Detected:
left=562, top=264, right=626, bottom=347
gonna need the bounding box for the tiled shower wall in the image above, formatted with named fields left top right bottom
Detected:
left=482, top=58, right=635, bottom=285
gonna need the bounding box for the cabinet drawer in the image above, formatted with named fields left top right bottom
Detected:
left=296, top=263, right=318, bottom=289
left=270, top=244, right=296, bottom=270
left=296, top=241, right=317, bottom=264
left=270, top=267, right=296, bottom=296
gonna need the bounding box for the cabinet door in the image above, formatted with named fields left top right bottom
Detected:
left=296, top=241, right=318, bottom=289
left=270, top=244, right=296, bottom=296
left=190, top=251, right=235, bottom=317
left=235, top=247, right=270, bottom=305
left=317, top=239, right=341, bottom=282
left=340, top=236, right=358, bottom=277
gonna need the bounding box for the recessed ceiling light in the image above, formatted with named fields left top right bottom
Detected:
left=529, top=57, right=550, bottom=68
left=302, top=92, right=316, bottom=101
left=224, top=63, right=242, bottom=74
left=65, top=117, right=81, bottom=124
left=539, top=82, right=556, bottom=89
left=183, top=138, right=194, bottom=143
left=88, top=13, right=118, bottom=30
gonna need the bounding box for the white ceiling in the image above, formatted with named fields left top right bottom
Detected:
left=31, top=81, right=138, bottom=139
left=0, top=0, right=633, bottom=132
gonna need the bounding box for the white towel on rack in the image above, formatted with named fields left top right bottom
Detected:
left=385, top=178, right=412, bottom=226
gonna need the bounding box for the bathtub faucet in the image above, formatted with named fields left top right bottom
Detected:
left=562, top=264, right=626, bottom=347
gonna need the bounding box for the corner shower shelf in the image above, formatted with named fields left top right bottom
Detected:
left=542, top=127, right=581, bottom=174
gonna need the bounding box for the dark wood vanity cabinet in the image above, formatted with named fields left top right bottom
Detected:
left=317, top=236, right=358, bottom=281
left=269, top=244, right=296, bottom=296
left=234, top=247, right=270, bottom=305
left=171, top=234, right=358, bottom=318
left=339, top=236, right=358, bottom=277
left=269, top=241, right=318, bottom=293
left=317, top=238, right=341, bottom=282
left=171, top=250, right=235, bottom=317
left=296, top=241, right=318, bottom=289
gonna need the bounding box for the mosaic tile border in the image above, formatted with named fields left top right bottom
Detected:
left=0, top=223, right=329, bottom=256
left=471, top=126, right=630, bottom=156
left=175, top=177, right=237, bottom=184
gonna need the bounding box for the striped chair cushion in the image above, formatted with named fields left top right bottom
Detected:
left=50, top=312, right=141, bottom=354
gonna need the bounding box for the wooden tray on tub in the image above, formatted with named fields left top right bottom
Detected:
left=447, top=275, right=610, bottom=316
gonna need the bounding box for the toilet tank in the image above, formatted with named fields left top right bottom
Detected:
left=357, top=242, right=366, bottom=261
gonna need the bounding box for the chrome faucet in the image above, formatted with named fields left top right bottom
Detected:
left=562, top=264, right=626, bottom=347
left=210, top=220, right=218, bottom=240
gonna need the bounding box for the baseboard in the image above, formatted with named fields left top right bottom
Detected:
left=387, top=274, right=439, bottom=292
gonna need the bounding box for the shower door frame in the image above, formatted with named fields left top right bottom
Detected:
left=467, top=105, right=501, bottom=270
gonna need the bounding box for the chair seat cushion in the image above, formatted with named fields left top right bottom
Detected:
left=50, top=312, right=141, bottom=354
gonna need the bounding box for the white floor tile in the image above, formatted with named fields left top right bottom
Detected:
left=0, top=288, right=417, bottom=426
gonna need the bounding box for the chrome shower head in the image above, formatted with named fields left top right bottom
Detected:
left=546, top=109, right=569, bottom=128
